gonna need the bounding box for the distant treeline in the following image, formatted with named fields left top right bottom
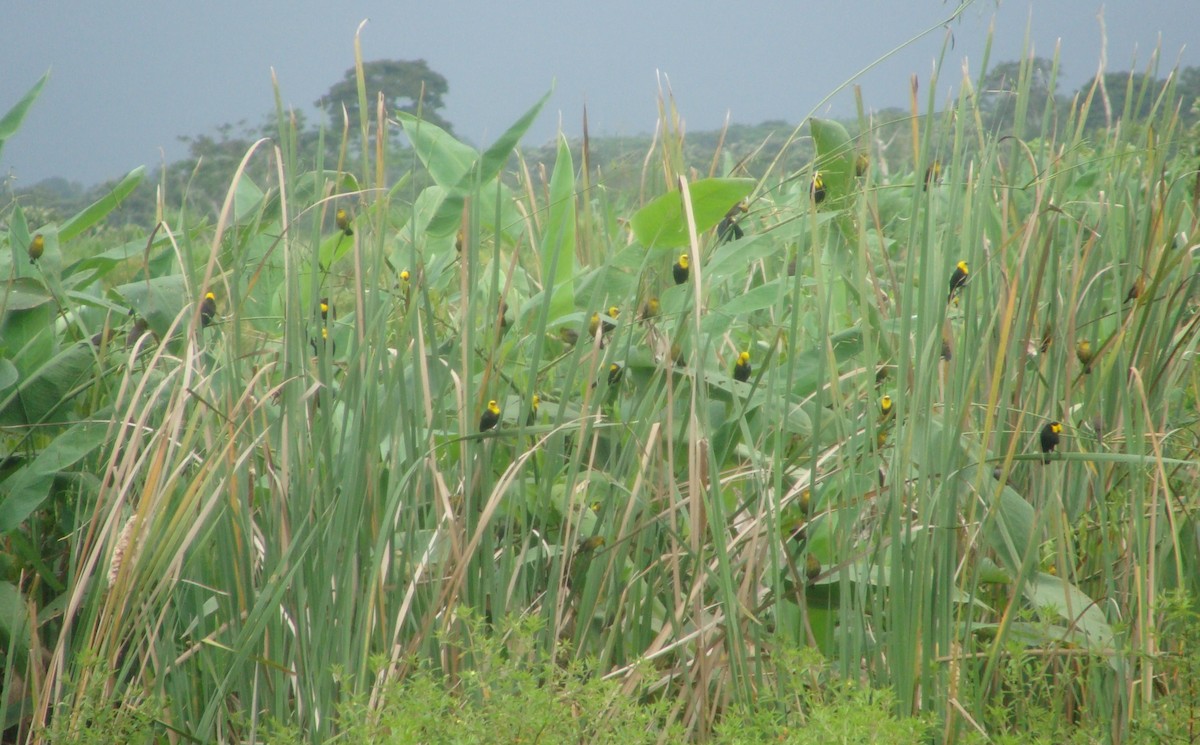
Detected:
left=6, top=59, right=1199, bottom=232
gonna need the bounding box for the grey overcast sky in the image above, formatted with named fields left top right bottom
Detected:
left=1, top=1, right=1196, bottom=186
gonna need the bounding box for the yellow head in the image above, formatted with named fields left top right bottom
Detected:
left=487, top=400, right=501, bottom=416
left=400, top=270, right=410, bottom=282
left=677, top=254, right=689, bottom=270
left=607, top=306, right=619, bottom=318
left=881, top=394, right=893, bottom=414
left=1050, top=422, right=1063, bottom=435
left=205, top=291, right=216, bottom=301
left=956, top=260, right=969, bottom=275
left=531, top=394, right=539, bottom=410
left=738, top=351, right=750, bottom=366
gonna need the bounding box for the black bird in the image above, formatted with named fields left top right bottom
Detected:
left=199, top=292, right=217, bottom=327
left=947, top=261, right=969, bottom=303
left=672, top=254, right=689, bottom=285
left=479, top=400, right=501, bottom=432
left=1039, top=422, right=1063, bottom=463
left=810, top=172, right=826, bottom=204
left=732, top=351, right=751, bottom=382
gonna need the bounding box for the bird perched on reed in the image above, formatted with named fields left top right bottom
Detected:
left=28, top=234, right=44, bottom=264
left=672, top=254, right=689, bottom=285
left=199, top=292, right=217, bottom=327
left=480, top=400, right=501, bottom=432
left=947, top=261, right=969, bottom=303
left=335, top=208, right=353, bottom=236
left=1039, top=422, right=1063, bottom=463
left=732, top=351, right=751, bottom=382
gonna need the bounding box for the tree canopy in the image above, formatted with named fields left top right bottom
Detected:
left=316, top=58, right=452, bottom=133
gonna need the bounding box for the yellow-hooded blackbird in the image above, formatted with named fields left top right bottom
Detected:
left=1040, top=421, right=1063, bottom=463
left=732, top=351, right=751, bottom=382
left=200, top=292, right=217, bottom=327
left=672, top=254, right=689, bottom=285
left=947, top=260, right=969, bottom=303
left=480, top=400, right=501, bottom=432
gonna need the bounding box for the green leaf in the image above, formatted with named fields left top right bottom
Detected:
left=0, top=71, right=49, bottom=162
left=718, top=279, right=785, bottom=316
left=984, top=486, right=1036, bottom=572
left=0, top=582, right=31, bottom=656
left=397, top=113, right=478, bottom=189
left=541, top=136, right=577, bottom=318
left=0, top=419, right=109, bottom=533
left=59, top=167, right=145, bottom=243
left=477, top=88, right=552, bottom=185
left=1022, top=572, right=1115, bottom=651
left=788, top=326, right=864, bottom=398
left=810, top=118, right=855, bottom=207
left=0, top=341, right=100, bottom=426
left=0, top=278, right=54, bottom=312
left=630, top=178, right=755, bottom=248
left=111, top=274, right=192, bottom=341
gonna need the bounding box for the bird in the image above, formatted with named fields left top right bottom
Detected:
left=568, top=535, right=606, bottom=590
left=805, top=554, right=822, bottom=581
left=608, top=363, right=623, bottom=386
left=400, top=270, right=411, bottom=283
left=732, top=351, right=752, bottom=382
left=924, top=160, right=942, bottom=189
left=527, top=394, right=539, bottom=425
left=199, top=292, right=217, bottom=327
left=1125, top=276, right=1144, bottom=304
left=947, top=261, right=969, bottom=303
left=1039, top=422, right=1063, bottom=463
left=28, top=234, right=44, bottom=264
left=588, top=312, right=602, bottom=337
left=479, top=400, right=501, bottom=432
left=319, top=297, right=331, bottom=321
left=810, top=172, right=826, bottom=204
left=672, top=254, right=689, bottom=285
left=310, top=326, right=335, bottom=355
left=855, top=153, right=869, bottom=178
left=640, top=297, right=660, bottom=319
left=335, top=208, right=353, bottom=236
left=717, top=201, right=747, bottom=242
left=880, top=395, right=893, bottom=421
left=1076, top=340, right=1094, bottom=374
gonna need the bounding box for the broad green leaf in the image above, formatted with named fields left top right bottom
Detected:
left=0, top=582, right=31, bottom=653
left=59, top=167, right=145, bottom=243
left=477, top=88, right=552, bottom=185
left=1022, top=572, right=1115, bottom=651
left=0, top=340, right=99, bottom=426
left=111, top=274, right=192, bottom=340
left=0, top=71, right=49, bottom=162
left=810, top=118, right=856, bottom=207
left=984, top=485, right=1036, bottom=572
left=0, top=419, right=108, bottom=532
left=788, top=326, right=864, bottom=398
left=0, top=278, right=54, bottom=312
left=718, top=279, right=785, bottom=316
left=0, top=359, right=17, bottom=393
left=397, top=112, right=478, bottom=189
left=630, top=178, right=755, bottom=248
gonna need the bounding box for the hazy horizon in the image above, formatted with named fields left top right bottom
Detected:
left=2, top=1, right=1196, bottom=188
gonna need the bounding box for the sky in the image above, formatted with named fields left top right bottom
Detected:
left=2, top=1, right=1197, bottom=187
